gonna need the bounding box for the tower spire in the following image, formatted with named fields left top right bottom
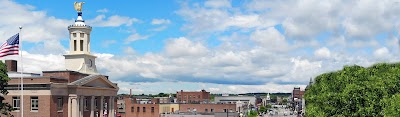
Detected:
left=64, top=2, right=98, bottom=74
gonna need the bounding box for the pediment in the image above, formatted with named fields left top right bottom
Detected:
left=69, top=75, right=118, bottom=89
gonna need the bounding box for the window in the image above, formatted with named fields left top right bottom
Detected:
left=224, top=109, right=227, bottom=112
left=31, top=97, right=39, bottom=111
left=131, top=107, right=134, bottom=112
left=187, top=108, right=190, bottom=111
left=211, top=109, right=214, bottom=112
left=74, top=40, right=77, bottom=51
left=57, top=97, right=63, bottom=111
left=95, top=98, right=98, bottom=109
left=151, top=107, right=154, bottom=112
left=80, top=40, right=84, bottom=51
left=12, top=97, right=20, bottom=110
left=205, top=109, right=208, bottom=112
left=73, top=33, right=77, bottom=37
left=80, top=33, right=84, bottom=38
left=143, top=107, right=146, bottom=112
left=84, top=97, right=89, bottom=111
left=137, top=107, right=140, bottom=112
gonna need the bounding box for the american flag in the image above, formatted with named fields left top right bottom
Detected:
left=0, top=33, right=19, bottom=58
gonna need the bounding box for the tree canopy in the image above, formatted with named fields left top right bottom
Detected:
left=0, top=61, right=13, bottom=116
left=305, top=63, right=400, bottom=116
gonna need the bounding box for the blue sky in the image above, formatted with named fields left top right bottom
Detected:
left=2, top=0, right=400, bottom=94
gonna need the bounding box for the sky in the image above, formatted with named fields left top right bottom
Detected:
left=1, top=0, right=400, bottom=94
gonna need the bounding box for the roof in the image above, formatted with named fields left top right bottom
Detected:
left=69, top=74, right=101, bottom=85
left=68, top=74, right=118, bottom=89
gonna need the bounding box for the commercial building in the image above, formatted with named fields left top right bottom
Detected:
left=177, top=90, right=210, bottom=104
left=2, top=5, right=118, bottom=117
left=292, top=87, right=305, bottom=113
left=118, top=90, right=236, bottom=117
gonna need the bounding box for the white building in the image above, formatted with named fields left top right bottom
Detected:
left=214, top=95, right=256, bottom=111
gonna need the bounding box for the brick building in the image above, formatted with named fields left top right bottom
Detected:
left=292, top=87, right=304, bottom=101
left=2, top=5, right=119, bottom=117
left=176, top=90, right=210, bottom=104
left=122, top=97, right=160, bottom=117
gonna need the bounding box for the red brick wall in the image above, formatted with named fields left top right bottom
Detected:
left=176, top=90, right=210, bottom=103
left=9, top=77, right=50, bottom=84
left=122, top=98, right=159, bottom=117
left=43, top=71, right=89, bottom=83
left=50, top=95, right=68, bottom=117
left=5, top=95, right=51, bottom=117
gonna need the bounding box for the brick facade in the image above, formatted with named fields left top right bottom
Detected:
left=123, top=98, right=159, bottom=117
left=3, top=71, right=118, bottom=117
left=176, top=90, right=210, bottom=104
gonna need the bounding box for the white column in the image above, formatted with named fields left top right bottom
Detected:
left=90, top=96, right=95, bottom=117
left=68, top=96, right=72, bottom=117
left=71, top=96, right=78, bottom=117
left=100, top=96, right=104, bottom=117
left=108, top=97, right=112, bottom=117
left=111, top=97, right=114, bottom=117
left=80, top=96, right=84, bottom=117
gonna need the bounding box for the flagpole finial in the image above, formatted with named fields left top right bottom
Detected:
left=19, top=26, right=22, bottom=30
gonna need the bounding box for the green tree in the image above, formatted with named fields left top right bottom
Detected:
left=259, top=106, right=267, bottom=113
left=382, top=94, right=400, bottom=116
left=247, top=110, right=258, bottom=117
left=282, top=98, right=288, bottom=104
left=0, top=61, right=13, bottom=116
left=305, top=63, right=400, bottom=116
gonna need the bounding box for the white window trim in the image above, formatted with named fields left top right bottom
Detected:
left=12, top=97, right=20, bottom=111
left=31, top=97, right=39, bottom=112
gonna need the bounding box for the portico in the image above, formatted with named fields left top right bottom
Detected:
left=67, top=75, right=118, bottom=117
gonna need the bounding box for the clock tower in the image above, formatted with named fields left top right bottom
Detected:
left=64, top=11, right=98, bottom=74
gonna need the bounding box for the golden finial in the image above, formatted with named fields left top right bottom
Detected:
left=74, top=2, right=85, bottom=12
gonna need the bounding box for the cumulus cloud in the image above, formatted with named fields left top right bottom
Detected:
left=176, top=2, right=275, bottom=35
left=314, top=47, right=331, bottom=58
left=250, top=27, right=290, bottom=51
left=124, top=33, right=150, bottom=44
left=373, top=47, right=390, bottom=58
left=87, top=15, right=139, bottom=27
left=0, top=0, right=70, bottom=54
left=151, top=19, right=171, bottom=25
left=204, top=0, right=231, bottom=8
left=165, top=37, right=209, bottom=57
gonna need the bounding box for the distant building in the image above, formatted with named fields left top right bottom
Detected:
left=179, top=104, right=236, bottom=113
left=276, top=96, right=283, bottom=105
left=159, top=104, right=179, bottom=114
left=261, top=93, right=271, bottom=106
left=119, top=95, right=235, bottom=117
left=214, top=95, right=256, bottom=112
left=214, top=95, right=256, bottom=105
left=292, top=87, right=304, bottom=101
left=123, top=97, right=160, bottom=117
left=292, top=87, right=305, bottom=113
left=176, top=90, right=210, bottom=104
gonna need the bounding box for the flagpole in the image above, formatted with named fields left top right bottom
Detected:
left=19, top=26, right=24, bottom=117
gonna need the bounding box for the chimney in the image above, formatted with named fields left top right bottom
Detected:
left=5, top=60, right=17, bottom=72
left=130, top=89, right=132, bottom=97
